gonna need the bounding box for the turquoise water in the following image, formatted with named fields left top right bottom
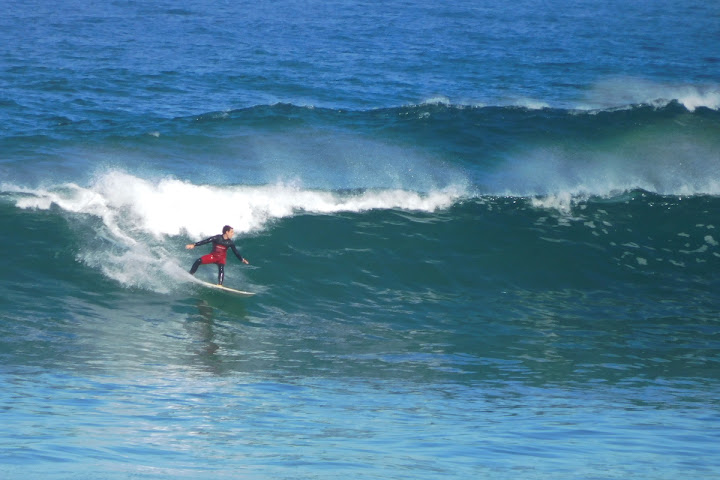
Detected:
left=2, top=0, right=720, bottom=478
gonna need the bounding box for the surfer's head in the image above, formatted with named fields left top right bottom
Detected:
left=222, top=225, right=234, bottom=238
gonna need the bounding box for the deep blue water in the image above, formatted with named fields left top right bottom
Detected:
left=1, top=1, right=720, bottom=478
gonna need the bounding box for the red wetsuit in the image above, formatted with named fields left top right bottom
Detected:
left=194, top=234, right=245, bottom=265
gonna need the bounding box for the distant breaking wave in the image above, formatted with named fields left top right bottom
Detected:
left=418, top=78, right=720, bottom=112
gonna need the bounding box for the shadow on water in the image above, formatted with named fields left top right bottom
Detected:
left=188, top=300, right=219, bottom=356
left=172, top=291, right=257, bottom=374
left=195, top=289, right=251, bottom=318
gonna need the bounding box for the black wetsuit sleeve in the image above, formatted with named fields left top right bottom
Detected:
left=194, top=234, right=220, bottom=247
left=230, top=242, right=244, bottom=262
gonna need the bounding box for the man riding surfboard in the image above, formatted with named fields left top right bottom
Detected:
left=186, top=225, right=249, bottom=285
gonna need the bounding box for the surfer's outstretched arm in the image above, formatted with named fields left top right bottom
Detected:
left=230, top=243, right=249, bottom=264
left=186, top=235, right=216, bottom=249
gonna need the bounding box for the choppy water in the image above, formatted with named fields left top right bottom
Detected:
left=2, top=0, right=720, bottom=478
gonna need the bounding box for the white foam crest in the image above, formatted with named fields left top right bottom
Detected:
left=510, top=98, right=550, bottom=110
left=421, top=96, right=452, bottom=106
left=530, top=193, right=577, bottom=215
left=7, top=171, right=467, bottom=239
left=418, top=95, right=550, bottom=110
left=5, top=182, right=138, bottom=245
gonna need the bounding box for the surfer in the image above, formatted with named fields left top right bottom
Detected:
left=186, top=225, right=249, bottom=285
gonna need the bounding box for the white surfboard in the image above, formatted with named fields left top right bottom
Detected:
left=195, top=279, right=256, bottom=297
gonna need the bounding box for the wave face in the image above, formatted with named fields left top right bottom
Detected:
left=3, top=172, right=719, bottom=298
left=2, top=101, right=719, bottom=304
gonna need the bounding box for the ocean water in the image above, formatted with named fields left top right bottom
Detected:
left=2, top=0, right=720, bottom=478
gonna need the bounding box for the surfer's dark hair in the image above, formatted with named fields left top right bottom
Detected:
left=223, top=225, right=233, bottom=234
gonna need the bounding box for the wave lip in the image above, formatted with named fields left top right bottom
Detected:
left=3, top=171, right=469, bottom=240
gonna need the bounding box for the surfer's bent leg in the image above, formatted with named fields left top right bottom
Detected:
left=190, top=258, right=202, bottom=275
left=217, top=264, right=225, bottom=285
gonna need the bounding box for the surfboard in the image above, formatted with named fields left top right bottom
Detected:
left=195, top=280, right=256, bottom=297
